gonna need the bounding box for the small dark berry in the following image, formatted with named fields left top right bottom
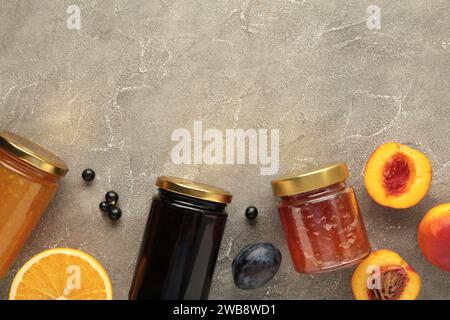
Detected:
left=108, top=206, right=122, bottom=221
left=245, top=206, right=258, bottom=220
left=99, top=201, right=110, bottom=213
left=105, top=191, right=119, bottom=204
left=82, top=169, right=96, bottom=182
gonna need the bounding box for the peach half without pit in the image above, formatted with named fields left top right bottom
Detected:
left=351, top=250, right=421, bottom=300
left=364, top=142, right=432, bottom=209
left=418, top=203, right=450, bottom=272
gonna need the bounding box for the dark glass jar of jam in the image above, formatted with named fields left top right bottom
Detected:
left=271, top=162, right=371, bottom=273
left=129, top=176, right=232, bottom=300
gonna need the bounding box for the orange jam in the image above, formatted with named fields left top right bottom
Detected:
left=272, top=163, right=371, bottom=273
left=0, top=132, right=68, bottom=277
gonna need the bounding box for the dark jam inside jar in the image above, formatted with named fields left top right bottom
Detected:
left=278, top=182, right=370, bottom=273
left=129, top=176, right=232, bottom=300
left=129, top=190, right=228, bottom=300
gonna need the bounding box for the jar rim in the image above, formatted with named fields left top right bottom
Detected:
left=271, top=162, right=349, bottom=197
left=156, top=176, right=232, bottom=204
left=0, top=131, right=68, bottom=177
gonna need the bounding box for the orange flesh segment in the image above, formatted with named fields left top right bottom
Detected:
left=9, top=248, right=113, bottom=300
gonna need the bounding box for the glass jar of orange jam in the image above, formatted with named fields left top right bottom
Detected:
left=271, top=162, right=371, bottom=273
left=0, top=132, right=68, bottom=277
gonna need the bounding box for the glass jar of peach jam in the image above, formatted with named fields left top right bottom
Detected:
left=0, top=132, right=68, bottom=277
left=271, top=162, right=371, bottom=273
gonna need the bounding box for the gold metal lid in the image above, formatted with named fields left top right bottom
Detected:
left=0, top=131, right=69, bottom=177
left=271, top=162, right=349, bottom=197
left=156, top=176, right=232, bottom=204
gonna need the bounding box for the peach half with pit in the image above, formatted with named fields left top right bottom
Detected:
left=364, top=142, right=432, bottom=209
left=418, top=203, right=450, bottom=272
left=351, top=250, right=421, bottom=300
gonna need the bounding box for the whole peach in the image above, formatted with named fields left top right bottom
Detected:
left=418, top=203, right=450, bottom=272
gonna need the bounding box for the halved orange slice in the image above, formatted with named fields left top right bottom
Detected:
left=9, top=248, right=113, bottom=300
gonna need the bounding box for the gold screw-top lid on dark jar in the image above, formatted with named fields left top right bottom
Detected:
left=0, top=131, right=69, bottom=177
left=156, top=176, right=232, bottom=204
left=271, top=162, right=349, bottom=197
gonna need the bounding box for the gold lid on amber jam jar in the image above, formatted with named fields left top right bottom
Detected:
left=0, top=131, right=69, bottom=177
left=156, top=176, right=232, bottom=204
left=271, top=162, right=349, bottom=197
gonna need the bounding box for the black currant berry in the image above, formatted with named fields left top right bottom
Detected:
left=105, top=191, right=119, bottom=204
left=99, top=201, right=110, bottom=213
left=245, top=206, right=258, bottom=220
left=82, top=169, right=96, bottom=182
left=108, top=206, right=122, bottom=221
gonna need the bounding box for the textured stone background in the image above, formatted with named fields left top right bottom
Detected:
left=1, top=0, right=449, bottom=300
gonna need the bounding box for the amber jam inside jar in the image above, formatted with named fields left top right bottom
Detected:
left=272, top=162, right=370, bottom=273
left=0, top=132, right=68, bottom=277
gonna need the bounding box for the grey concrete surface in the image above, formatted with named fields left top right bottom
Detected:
left=1, top=0, right=450, bottom=300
